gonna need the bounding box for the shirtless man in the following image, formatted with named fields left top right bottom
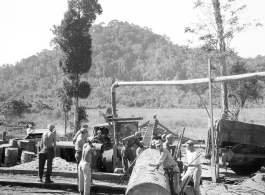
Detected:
left=163, top=134, right=176, bottom=155
left=78, top=137, right=97, bottom=195
left=121, top=132, right=145, bottom=173
left=38, top=123, right=57, bottom=183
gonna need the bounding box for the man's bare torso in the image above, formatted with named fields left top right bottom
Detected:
left=42, top=131, right=56, bottom=148
left=82, top=143, right=96, bottom=163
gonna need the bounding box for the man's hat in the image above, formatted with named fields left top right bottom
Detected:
left=186, top=140, right=194, bottom=145
left=155, top=140, right=163, bottom=147
left=166, top=134, right=174, bottom=140
left=82, top=124, right=88, bottom=128
left=87, top=136, right=94, bottom=142
left=80, top=128, right=88, bottom=133
left=97, top=130, right=102, bottom=134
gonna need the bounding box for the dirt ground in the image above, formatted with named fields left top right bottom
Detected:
left=0, top=186, right=121, bottom=195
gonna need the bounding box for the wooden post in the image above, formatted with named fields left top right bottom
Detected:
left=111, top=83, right=118, bottom=172
left=126, top=149, right=171, bottom=195
left=208, top=58, right=218, bottom=182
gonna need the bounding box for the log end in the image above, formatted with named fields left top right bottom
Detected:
left=126, top=183, right=170, bottom=195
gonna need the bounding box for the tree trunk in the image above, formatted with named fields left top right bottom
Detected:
left=212, top=0, right=228, bottom=112
left=64, top=112, right=67, bottom=135
left=126, top=148, right=171, bottom=195
left=74, top=73, right=79, bottom=134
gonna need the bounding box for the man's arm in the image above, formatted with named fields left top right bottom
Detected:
left=91, top=144, right=97, bottom=156
left=73, top=130, right=81, bottom=143
left=154, top=151, right=167, bottom=169
left=40, top=135, right=44, bottom=149
left=53, top=132, right=57, bottom=156
left=135, top=139, right=145, bottom=149
left=122, top=135, right=131, bottom=145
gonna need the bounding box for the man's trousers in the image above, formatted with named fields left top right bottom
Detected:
left=78, top=161, right=91, bottom=195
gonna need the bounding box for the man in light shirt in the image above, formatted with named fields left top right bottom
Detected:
left=75, top=128, right=89, bottom=167
left=181, top=140, right=202, bottom=195
left=150, top=139, right=180, bottom=195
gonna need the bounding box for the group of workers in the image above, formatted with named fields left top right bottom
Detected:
left=34, top=123, right=99, bottom=195
left=33, top=121, right=201, bottom=195
left=121, top=131, right=202, bottom=195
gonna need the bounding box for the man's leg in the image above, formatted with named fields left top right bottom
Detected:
left=45, top=150, right=54, bottom=182
left=193, top=166, right=202, bottom=195
left=38, top=152, right=46, bottom=182
left=75, top=151, right=82, bottom=184
left=121, top=147, right=129, bottom=173
left=83, top=162, right=91, bottom=195
left=78, top=162, right=84, bottom=195
left=172, top=165, right=180, bottom=194
left=128, top=148, right=135, bottom=174
left=180, top=168, right=193, bottom=193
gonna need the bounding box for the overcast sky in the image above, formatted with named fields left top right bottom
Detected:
left=0, top=0, right=264, bottom=66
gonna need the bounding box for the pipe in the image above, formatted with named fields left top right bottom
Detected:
left=112, top=72, right=265, bottom=87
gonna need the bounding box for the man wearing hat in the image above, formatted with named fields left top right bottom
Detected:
left=150, top=139, right=180, bottom=194
left=75, top=127, right=89, bottom=167
left=78, top=136, right=97, bottom=195
left=121, top=131, right=145, bottom=174
left=38, top=123, right=57, bottom=183
left=73, top=124, right=89, bottom=144
left=181, top=140, right=202, bottom=195
left=94, top=130, right=104, bottom=143
left=26, top=124, right=34, bottom=135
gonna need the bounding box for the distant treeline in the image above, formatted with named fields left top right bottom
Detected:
left=1, top=20, right=265, bottom=117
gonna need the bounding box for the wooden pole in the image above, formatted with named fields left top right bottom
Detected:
left=208, top=58, right=218, bottom=182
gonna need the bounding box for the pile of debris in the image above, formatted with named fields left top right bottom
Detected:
left=13, top=157, right=77, bottom=172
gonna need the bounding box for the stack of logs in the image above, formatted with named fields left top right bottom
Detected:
left=0, top=138, right=36, bottom=167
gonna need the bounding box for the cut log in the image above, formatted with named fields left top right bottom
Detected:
left=17, top=140, right=29, bottom=150
left=126, top=148, right=171, bottom=195
left=4, top=148, right=18, bottom=167
left=21, top=151, right=35, bottom=163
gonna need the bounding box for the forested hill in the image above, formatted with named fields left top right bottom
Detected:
left=1, top=20, right=265, bottom=113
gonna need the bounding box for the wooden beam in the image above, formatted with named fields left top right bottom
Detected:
left=126, top=149, right=171, bottom=195
left=233, top=153, right=265, bottom=158
left=142, top=120, right=155, bottom=147
left=113, top=117, right=143, bottom=121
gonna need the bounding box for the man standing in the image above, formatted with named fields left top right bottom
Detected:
left=181, top=140, right=202, bottom=195
left=38, top=123, right=57, bottom=183
left=75, top=128, right=89, bottom=167
left=121, top=132, right=145, bottom=174
left=150, top=139, right=180, bottom=195
left=78, top=137, right=97, bottom=195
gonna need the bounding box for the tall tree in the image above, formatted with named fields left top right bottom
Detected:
left=185, top=0, right=262, bottom=117
left=52, top=0, right=102, bottom=133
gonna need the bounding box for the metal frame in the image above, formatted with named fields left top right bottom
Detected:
left=110, top=61, right=265, bottom=182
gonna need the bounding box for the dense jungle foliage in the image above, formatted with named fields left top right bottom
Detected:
left=1, top=20, right=265, bottom=120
